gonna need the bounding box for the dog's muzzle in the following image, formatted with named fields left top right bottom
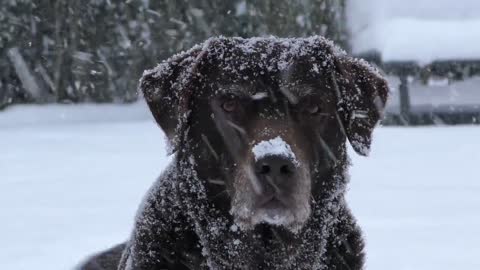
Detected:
left=254, top=155, right=296, bottom=198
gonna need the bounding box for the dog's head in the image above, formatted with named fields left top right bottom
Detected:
left=140, top=37, right=388, bottom=233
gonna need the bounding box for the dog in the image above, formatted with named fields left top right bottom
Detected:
left=78, top=36, right=388, bottom=270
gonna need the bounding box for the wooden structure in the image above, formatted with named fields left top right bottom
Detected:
left=359, top=51, right=480, bottom=125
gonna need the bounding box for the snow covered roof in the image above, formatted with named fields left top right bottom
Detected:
left=352, top=18, right=480, bottom=64
left=348, top=0, right=480, bottom=64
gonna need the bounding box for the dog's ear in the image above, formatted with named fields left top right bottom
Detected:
left=139, top=47, right=204, bottom=151
left=333, top=57, right=389, bottom=156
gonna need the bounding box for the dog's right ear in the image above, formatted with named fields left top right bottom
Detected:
left=333, top=56, right=389, bottom=156
left=139, top=47, right=203, bottom=148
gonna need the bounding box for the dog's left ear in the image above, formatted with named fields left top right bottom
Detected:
left=139, top=46, right=206, bottom=153
left=333, top=57, right=389, bottom=156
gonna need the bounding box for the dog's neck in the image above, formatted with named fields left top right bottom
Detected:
left=173, top=150, right=350, bottom=269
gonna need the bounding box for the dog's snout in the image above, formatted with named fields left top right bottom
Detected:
left=255, top=156, right=296, bottom=184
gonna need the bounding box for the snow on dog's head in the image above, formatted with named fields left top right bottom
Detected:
left=139, top=36, right=389, bottom=235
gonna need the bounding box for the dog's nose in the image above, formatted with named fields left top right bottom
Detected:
left=255, top=156, right=296, bottom=191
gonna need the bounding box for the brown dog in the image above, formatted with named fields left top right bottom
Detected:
left=79, top=36, right=388, bottom=270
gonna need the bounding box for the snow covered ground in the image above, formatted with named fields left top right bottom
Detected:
left=1, top=103, right=480, bottom=270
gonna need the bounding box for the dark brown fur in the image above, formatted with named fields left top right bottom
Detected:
left=79, top=36, right=388, bottom=270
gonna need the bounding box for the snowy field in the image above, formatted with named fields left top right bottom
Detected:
left=1, top=103, right=480, bottom=270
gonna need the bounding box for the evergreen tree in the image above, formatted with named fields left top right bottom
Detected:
left=0, top=0, right=348, bottom=108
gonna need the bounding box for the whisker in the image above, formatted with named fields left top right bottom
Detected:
left=209, top=189, right=228, bottom=200
left=352, top=110, right=369, bottom=119
left=302, top=201, right=311, bottom=217
left=201, top=134, right=219, bottom=160
left=267, top=87, right=277, bottom=103
left=207, top=179, right=225, bottom=186
left=278, top=85, right=298, bottom=104
left=283, top=99, right=291, bottom=121
left=334, top=112, right=347, bottom=138
left=226, top=120, right=246, bottom=135
left=315, top=132, right=338, bottom=164
left=310, top=195, right=316, bottom=204
left=271, top=228, right=284, bottom=244
left=245, top=166, right=263, bottom=195
left=330, top=72, right=348, bottom=137
left=335, top=250, right=353, bottom=270
left=265, top=175, right=281, bottom=194
left=251, top=92, right=268, bottom=100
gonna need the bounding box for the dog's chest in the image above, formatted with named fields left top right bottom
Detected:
left=174, top=228, right=305, bottom=270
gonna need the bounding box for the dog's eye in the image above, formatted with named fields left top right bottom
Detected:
left=222, top=100, right=237, bottom=112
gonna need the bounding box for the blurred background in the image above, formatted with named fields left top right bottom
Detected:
left=1, top=1, right=479, bottom=269
left=1, top=0, right=480, bottom=124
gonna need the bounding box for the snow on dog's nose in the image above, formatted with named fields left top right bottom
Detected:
left=252, top=136, right=299, bottom=166
left=252, top=137, right=299, bottom=194
left=247, top=136, right=300, bottom=196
